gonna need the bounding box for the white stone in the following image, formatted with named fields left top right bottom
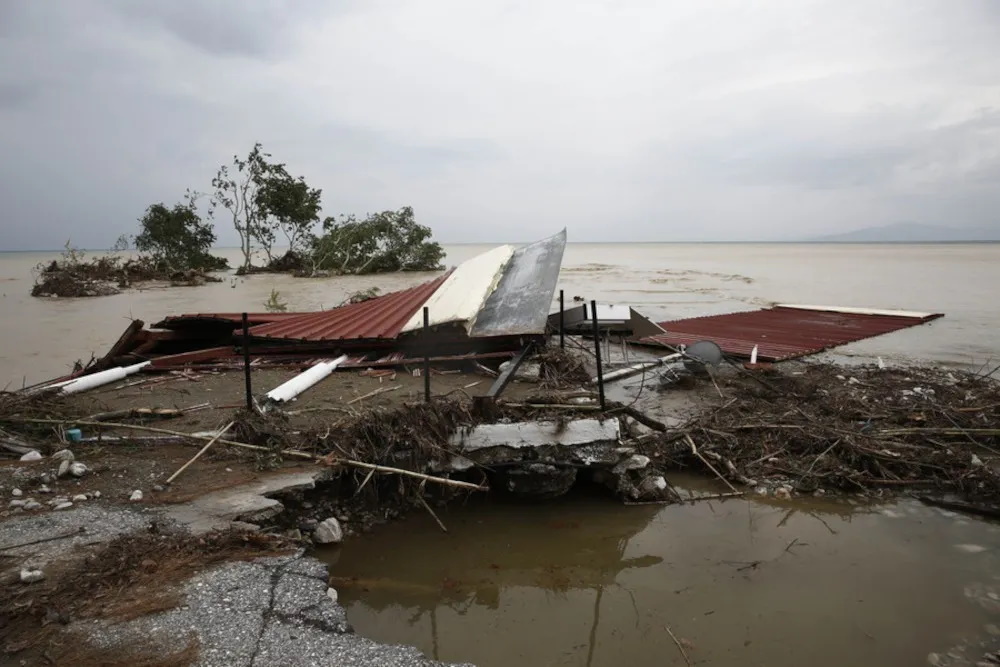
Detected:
left=774, top=487, right=791, bottom=500
left=9, top=499, right=26, bottom=508
left=20, top=569, right=44, bottom=583
left=814, top=489, right=826, bottom=497
left=72, top=494, right=88, bottom=502
left=755, top=486, right=768, bottom=496
left=955, top=544, right=988, bottom=554
left=69, top=462, right=87, bottom=477
left=129, top=490, right=143, bottom=502
left=57, top=459, right=71, bottom=478
left=38, top=485, right=51, bottom=494
left=90, top=490, right=101, bottom=499
left=11, top=488, right=22, bottom=497
left=613, top=454, right=651, bottom=473
left=972, top=454, right=985, bottom=467
left=23, top=500, right=42, bottom=510
left=54, top=502, right=73, bottom=510
left=314, top=518, right=343, bottom=544
left=19, top=451, right=42, bottom=461
left=51, top=449, right=74, bottom=463
left=326, top=587, right=338, bottom=603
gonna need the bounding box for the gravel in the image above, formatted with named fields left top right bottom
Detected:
left=0, top=505, right=151, bottom=563
left=85, top=552, right=464, bottom=667
left=1, top=504, right=467, bottom=666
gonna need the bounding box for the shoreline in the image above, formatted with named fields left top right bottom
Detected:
left=2, top=353, right=999, bottom=665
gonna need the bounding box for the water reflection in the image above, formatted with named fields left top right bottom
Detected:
left=326, top=492, right=1000, bottom=667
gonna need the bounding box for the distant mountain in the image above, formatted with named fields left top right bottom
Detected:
left=807, top=222, right=1000, bottom=243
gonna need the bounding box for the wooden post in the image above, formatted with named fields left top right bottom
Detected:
left=423, top=306, right=431, bottom=403
left=242, top=313, right=253, bottom=412
left=559, top=289, right=565, bottom=349
left=590, top=300, right=605, bottom=410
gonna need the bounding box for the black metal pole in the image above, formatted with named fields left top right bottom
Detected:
left=590, top=300, right=605, bottom=410
left=423, top=306, right=431, bottom=403
left=559, top=289, right=565, bottom=349
left=242, top=312, right=253, bottom=412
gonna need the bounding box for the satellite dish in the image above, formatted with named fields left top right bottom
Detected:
left=681, top=340, right=723, bottom=374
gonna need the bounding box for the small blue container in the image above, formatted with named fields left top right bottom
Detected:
left=65, top=428, right=82, bottom=442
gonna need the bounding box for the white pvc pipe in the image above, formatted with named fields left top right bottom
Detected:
left=59, top=362, right=151, bottom=395
left=266, top=355, right=348, bottom=403
left=591, top=353, right=682, bottom=385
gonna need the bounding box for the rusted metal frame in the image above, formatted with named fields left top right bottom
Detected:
left=485, top=342, right=535, bottom=399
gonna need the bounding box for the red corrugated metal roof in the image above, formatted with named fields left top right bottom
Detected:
left=154, top=312, right=310, bottom=329
left=246, top=273, right=451, bottom=343
left=639, top=306, right=943, bottom=362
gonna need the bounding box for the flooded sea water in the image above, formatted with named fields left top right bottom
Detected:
left=326, top=483, right=1000, bottom=667
left=2, top=242, right=999, bottom=665
left=1, top=242, right=998, bottom=386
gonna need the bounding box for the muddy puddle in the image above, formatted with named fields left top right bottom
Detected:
left=321, top=478, right=1000, bottom=666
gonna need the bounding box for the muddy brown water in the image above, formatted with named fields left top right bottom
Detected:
left=321, top=479, right=1000, bottom=667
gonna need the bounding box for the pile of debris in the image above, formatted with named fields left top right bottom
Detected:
left=677, top=363, right=1000, bottom=500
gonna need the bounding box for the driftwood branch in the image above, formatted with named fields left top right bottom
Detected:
left=166, top=421, right=235, bottom=485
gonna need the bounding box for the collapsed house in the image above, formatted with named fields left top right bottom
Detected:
left=24, top=230, right=952, bottom=506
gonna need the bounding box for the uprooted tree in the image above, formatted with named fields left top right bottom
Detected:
left=209, top=143, right=322, bottom=272
left=307, top=207, right=445, bottom=276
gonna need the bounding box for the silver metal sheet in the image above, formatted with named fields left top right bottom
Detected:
left=470, top=229, right=567, bottom=337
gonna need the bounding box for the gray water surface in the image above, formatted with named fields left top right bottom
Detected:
left=325, top=485, right=1000, bottom=667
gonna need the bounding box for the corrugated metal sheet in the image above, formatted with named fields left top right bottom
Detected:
left=154, top=312, right=310, bottom=330
left=639, top=305, right=943, bottom=362
left=470, top=229, right=567, bottom=337
left=246, top=273, right=450, bottom=343
left=400, top=244, right=515, bottom=333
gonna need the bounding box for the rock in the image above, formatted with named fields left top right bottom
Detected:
left=229, top=521, right=260, bottom=532
left=54, top=502, right=73, bottom=510
left=326, top=587, right=338, bottom=603
left=814, top=489, right=826, bottom=497
left=972, top=454, right=985, bottom=467
left=286, top=529, right=303, bottom=541
left=302, top=501, right=314, bottom=509
left=19, top=451, right=42, bottom=462
left=39, top=473, right=55, bottom=484
left=743, top=478, right=757, bottom=487
left=23, top=500, right=42, bottom=510
left=11, top=488, right=22, bottom=497
left=774, top=487, right=792, bottom=500
left=57, top=459, right=71, bottom=478
left=755, top=486, right=768, bottom=496
left=9, top=499, right=26, bottom=508
left=72, top=494, right=88, bottom=502
left=90, top=490, right=101, bottom=499
left=129, top=490, right=143, bottom=502
left=69, top=462, right=88, bottom=477
left=51, top=449, right=74, bottom=463
left=638, top=475, right=669, bottom=498
left=152, top=485, right=164, bottom=492
left=613, top=454, right=651, bottom=474
left=300, top=519, right=319, bottom=532
left=20, top=569, right=45, bottom=583
left=314, top=518, right=344, bottom=544
left=38, top=485, right=51, bottom=494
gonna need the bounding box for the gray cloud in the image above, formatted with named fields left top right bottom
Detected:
left=1, top=0, right=999, bottom=249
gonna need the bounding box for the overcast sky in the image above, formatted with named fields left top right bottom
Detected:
left=1, top=0, right=999, bottom=249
